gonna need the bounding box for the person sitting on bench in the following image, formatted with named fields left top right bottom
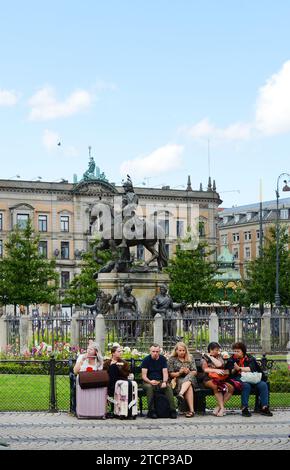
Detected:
left=141, top=344, right=177, bottom=419
left=226, top=342, right=273, bottom=417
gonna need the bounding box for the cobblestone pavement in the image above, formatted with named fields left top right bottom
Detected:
left=0, top=411, right=290, bottom=450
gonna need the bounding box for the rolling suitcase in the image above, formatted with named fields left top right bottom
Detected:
left=113, top=380, right=138, bottom=419
left=76, top=376, right=108, bottom=419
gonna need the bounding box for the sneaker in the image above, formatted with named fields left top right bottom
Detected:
left=260, top=406, right=273, bottom=417
left=170, top=411, right=177, bottom=419
left=242, top=407, right=252, bottom=417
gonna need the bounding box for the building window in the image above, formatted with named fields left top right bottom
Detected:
left=60, top=215, right=69, bottom=232
left=176, top=220, right=184, bottom=238
left=137, top=244, right=145, bottom=260
left=244, top=231, right=252, bottom=241
left=38, top=215, right=48, bottom=232
left=245, top=247, right=251, bottom=259
left=160, top=219, right=169, bottom=237
left=256, top=230, right=264, bottom=240
left=0, top=240, right=3, bottom=258
left=0, top=213, right=3, bottom=231
left=165, top=244, right=170, bottom=257
left=17, top=214, right=29, bottom=229
left=233, top=233, right=240, bottom=242
left=233, top=248, right=239, bottom=260
left=61, top=241, right=70, bottom=259
left=199, top=221, right=205, bottom=237
left=61, top=271, right=70, bottom=289
left=281, top=209, right=289, bottom=220
left=38, top=241, right=48, bottom=258
left=221, top=234, right=228, bottom=245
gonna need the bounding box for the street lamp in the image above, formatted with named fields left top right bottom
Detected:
left=275, top=173, right=290, bottom=307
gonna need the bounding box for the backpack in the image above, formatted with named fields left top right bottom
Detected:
left=153, top=389, right=171, bottom=418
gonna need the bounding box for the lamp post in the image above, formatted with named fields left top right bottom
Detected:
left=275, top=173, right=290, bottom=307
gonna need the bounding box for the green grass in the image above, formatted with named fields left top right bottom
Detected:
left=0, top=374, right=289, bottom=412
left=0, top=375, right=70, bottom=412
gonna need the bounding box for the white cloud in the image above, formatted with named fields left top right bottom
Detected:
left=42, top=129, right=60, bottom=150
left=0, top=89, right=19, bottom=106
left=120, top=144, right=184, bottom=179
left=28, top=86, right=93, bottom=121
left=255, top=60, right=290, bottom=136
left=185, top=118, right=252, bottom=141
left=184, top=60, right=290, bottom=142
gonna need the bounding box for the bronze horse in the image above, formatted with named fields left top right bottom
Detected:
left=90, top=200, right=168, bottom=271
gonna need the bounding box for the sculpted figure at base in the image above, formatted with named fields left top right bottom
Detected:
left=151, top=285, right=186, bottom=340
left=110, top=284, right=141, bottom=339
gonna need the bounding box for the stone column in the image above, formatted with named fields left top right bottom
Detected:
left=279, top=310, right=288, bottom=350
left=71, top=311, right=80, bottom=347
left=209, top=311, right=219, bottom=343
left=19, top=315, right=33, bottom=354
left=0, top=315, right=7, bottom=352
left=154, top=314, right=163, bottom=349
left=261, top=309, right=271, bottom=353
left=95, top=314, right=106, bottom=355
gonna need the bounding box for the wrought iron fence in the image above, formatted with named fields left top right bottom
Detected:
left=270, top=309, right=290, bottom=352
left=31, top=313, right=71, bottom=347
left=104, top=314, right=154, bottom=351
left=5, top=315, right=21, bottom=354
left=76, top=312, right=96, bottom=351
left=3, top=306, right=290, bottom=354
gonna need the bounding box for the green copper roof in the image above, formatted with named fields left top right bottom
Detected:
left=217, top=247, right=235, bottom=264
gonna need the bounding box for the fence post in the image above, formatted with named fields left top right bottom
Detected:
left=71, top=311, right=80, bottom=347
left=261, top=309, right=271, bottom=353
left=49, top=355, right=57, bottom=412
left=280, top=309, right=288, bottom=350
left=0, top=315, right=7, bottom=352
left=209, top=311, right=219, bottom=344
left=154, top=314, right=163, bottom=349
left=19, top=315, right=33, bottom=354
left=95, top=314, right=106, bottom=354
left=69, top=357, right=76, bottom=415
left=235, top=308, right=244, bottom=342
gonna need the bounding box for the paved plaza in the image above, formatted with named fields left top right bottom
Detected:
left=0, top=410, right=289, bottom=451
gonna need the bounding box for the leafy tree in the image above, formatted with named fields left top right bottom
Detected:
left=165, top=242, right=218, bottom=304
left=243, top=225, right=290, bottom=307
left=63, top=240, right=112, bottom=306
left=0, top=219, right=59, bottom=310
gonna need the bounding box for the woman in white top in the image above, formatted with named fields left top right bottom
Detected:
left=74, top=341, right=103, bottom=374
left=74, top=341, right=107, bottom=419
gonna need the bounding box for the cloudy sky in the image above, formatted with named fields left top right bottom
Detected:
left=1, top=1, right=290, bottom=207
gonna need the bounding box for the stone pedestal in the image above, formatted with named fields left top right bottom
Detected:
left=97, top=272, right=170, bottom=316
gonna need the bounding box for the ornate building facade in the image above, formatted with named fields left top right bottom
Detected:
left=0, top=159, right=222, bottom=310
left=218, top=198, right=290, bottom=278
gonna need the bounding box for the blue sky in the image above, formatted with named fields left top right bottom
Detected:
left=1, top=1, right=290, bottom=207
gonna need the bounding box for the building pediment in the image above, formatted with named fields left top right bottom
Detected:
left=9, top=203, right=35, bottom=211
left=73, top=179, right=118, bottom=196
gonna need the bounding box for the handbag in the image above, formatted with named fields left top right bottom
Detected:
left=240, top=372, right=262, bottom=384
left=79, top=370, right=109, bottom=389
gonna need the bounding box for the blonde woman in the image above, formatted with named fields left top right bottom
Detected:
left=168, top=342, right=197, bottom=418
left=74, top=341, right=107, bottom=419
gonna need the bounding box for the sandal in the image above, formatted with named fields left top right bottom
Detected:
left=213, top=407, right=220, bottom=416
left=185, top=411, right=195, bottom=418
